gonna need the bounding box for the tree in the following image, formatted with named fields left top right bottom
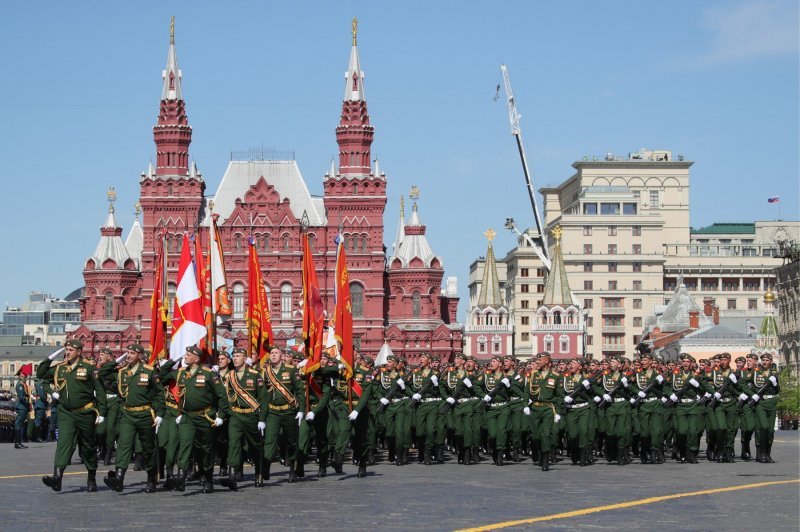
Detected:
left=777, top=367, right=799, bottom=423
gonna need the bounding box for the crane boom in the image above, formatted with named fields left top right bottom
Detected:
left=500, top=64, right=550, bottom=268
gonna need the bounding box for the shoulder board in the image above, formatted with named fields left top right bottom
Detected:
left=143, top=363, right=154, bottom=371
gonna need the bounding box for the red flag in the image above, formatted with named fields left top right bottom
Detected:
left=169, top=234, right=207, bottom=360
left=247, top=237, right=273, bottom=363
left=334, top=235, right=354, bottom=382
left=210, top=215, right=232, bottom=319
left=148, top=234, right=167, bottom=365
left=193, top=232, right=211, bottom=356
left=301, top=233, right=324, bottom=375
left=17, top=363, right=33, bottom=377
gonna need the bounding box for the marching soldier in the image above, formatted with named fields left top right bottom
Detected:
left=313, top=356, right=352, bottom=475
left=523, top=352, right=562, bottom=471
left=598, top=356, right=632, bottom=465
left=348, top=363, right=378, bottom=477
left=737, top=354, right=758, bottom=461
left=162, top=345, right=230, bottom=493
left=479, top=355, right=513, bottom=466
left=262, top=346, right=305, bottom=482
left=377, top=355, right=412, bottom=465
left=95, top=348, right=120, bottom=465
left=213, top=349, right=232, bottom=478
left=631, top=353, right=665, bottom=464
left=220, top=348, right=268, bottom=490
left=408, top=353, right=443, bottom=465
left=38, top=340, right=107, bottom=492
left=561, top=358, right=594, bottom=466
left=708, top=353, right=743, bottom=463
left=14, top=366, right=31, bottom=449
left=751, top=353, right=780, bottom=463
left=503, top=355, right=526, bottom=463
left=101, top=344, right=165, bottom=493
left=665, top=353, right=705, bottom=463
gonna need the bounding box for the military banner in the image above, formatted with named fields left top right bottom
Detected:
left=247, top=236, right=273, bottom=363
left=301, top=232, right=324, bottom=375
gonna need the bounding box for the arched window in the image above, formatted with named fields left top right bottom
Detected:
left=477, top=335, right=487, bottom=354
left=264, top=285, right=271, bottom=311
left=361, top=235, right=368, bottom=252
left=309, top=233, right=316, bottom=251
left=104, top=292, right=114, bottom=320
left=282, top=234, right=290, bottom=251
left=351, top=283, right=364, bottom=318
left=412, top=291, right=421, bottom=318
left=232, top=283, right=245, bottom=319
left=234, top=234, right=242, bottom=252
left=281, top=283, right=292, bottom=320
left=553, top=311, right=562, bottom=325
left=544, top=335, right=554, bottom=353
left=261, top=234, right=270, bottom=251
left=559, top=335, right=570, bottom=354
left=492, top=334, right=502, bottom=354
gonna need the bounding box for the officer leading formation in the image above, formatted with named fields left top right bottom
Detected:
left=31, top=339, right=783, bottom=493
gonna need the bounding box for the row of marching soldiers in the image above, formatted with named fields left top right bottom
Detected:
left=35, top=337, right=783, bottom=494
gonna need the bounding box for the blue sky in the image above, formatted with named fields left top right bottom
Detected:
left=0, top=1, right=797, bottom=313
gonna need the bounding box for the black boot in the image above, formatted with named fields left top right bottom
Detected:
left=295, top=453, right=306, bottom=478
left=387, top=438, right=396, bottom=463
left=424, top=447, right=432, bottom=466
left=288, top=463, right=298, bottom=483
left=764, top=443, right=775, bottom=463
left=104, top=445, right=113, bottom=466
left=164, top=466, right=175, bottom=490
left=497, top=450, right=504, bottom=466
left=144, top=471, right=157, bottom=493
left=417, top=441, right=425, bottom=463
left=512, top=448, right=520, bottom=463
left=175, top=468, right=186, bottom=492
left=541, top=451, right=550, bottom=472
left=687, top=449, right=698, bottom=464
left=318, top=455, right=327, bottom=477
left=263, top=461, right=271, bottom=480
left=201, top=470, right=214, bottom=493
left=436, top=445, right=444, bottom=463
left=219, top=465, right=229, bottom=478
left=356, top=457, right=367, bottom=478
left=220, top=470, right=238, bottom=491
left=464, top=448, right=472, bottom=466
left=15, top=429, right=28, bottom=449
left=332, top=451, right=343, bottom=474
left=33, top=426, right=44, bottom=443
left=133, top=453, right=144, bottom=471
left=104, top=468, right=125, bottom=492
left=87, top=469, right=97, bottom=492
left=579, top=447, right=589, bottom=467
left=43, top=466, right=65, bottom=491
left=741, top=439, right=751, bottom=461
left=367, top=448, right=376, bottom=465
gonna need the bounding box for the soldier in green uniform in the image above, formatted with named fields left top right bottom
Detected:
left=561, top=357, right=594, bottom=466
left=665, top=353, right=705, bottom=463
left=751, top=353, right=780, bottom=463
left=523, top=352, right=562, bottom=471
left=212, top=350, right=232, bottom=478
left=262, top=346, right=305, bottom=482
left=95, top=348, right=121, bottom=466
left=376, top=355, right=412, bottom=465
left=301, top=353, right=330, bottom=477
left=631, top=353, right=665, bottom=464
left=708, top=352, right=743, bottom=462
left=597, top=355, right=632, bottom=465
left=38, top=340, right=107, bottom=492
left=736, top=354, right=758, bottom=461
left=162, top=345, right=229, bottom=492
left=351, top=356, right=377, bottom=465
left=441, top=353, right=467, bottom=463
left=101, top=344, right=165, bottom=493
left=14, top=368, right=31, bottom=449
left=503, top=355, right=526, bottom=463
left=408, top=353, right=443, bottom=465
left=480, top=355, right=513, bottom=466
left=348, top=365, right=378, bottom=477
left=28, top=378, right=47, bottom=443
left=220, top=348, right=267, bottom=490
left=313, top=356, right=352, bottom=475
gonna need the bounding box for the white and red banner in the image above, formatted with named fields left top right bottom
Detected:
left=169, top=234, right=208, bottom=361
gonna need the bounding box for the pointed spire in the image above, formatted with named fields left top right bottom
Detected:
left=329, top=157, right=336, bottom=177
left=344, top=17, right=365, bottom=101
left=542, top=226, right=574, bottom=306
left=374, top=158, right=380, bottom=177
left=103, top=187, right=118, bottom=228
left=478, top=229, right=502, bottom=307
left=162, top=16, right=183, bottom=101
left=392, top=195, right=405, bottom=256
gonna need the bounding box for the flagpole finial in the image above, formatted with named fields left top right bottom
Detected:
left=134, top=201, right=142, bottom=220
left=352, top=17, right=358, bottom=46
left=107, top=186, right=117, bottom=213
left=300, top=210, right=310, bottom=234
left=170, top=16, right=175, bottom=45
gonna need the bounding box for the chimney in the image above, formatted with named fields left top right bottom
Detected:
left=688, top=310, right=699, bottom=329
left=712, top=305, right=720, bottom=325
left=703, top=297, right=713, bottom=317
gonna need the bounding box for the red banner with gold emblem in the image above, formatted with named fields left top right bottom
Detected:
left=302, top=233, right=324, bottom=375
left=334, top=235, right=354, bottom=382
left=248, top=238, right=273, bottom=363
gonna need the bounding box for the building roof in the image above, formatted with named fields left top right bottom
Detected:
left=657, top=284, right=713, bottom=332
left=88, top=206, right=134, bottom=269
left=542, top=228, right=574, bottom=306
left=161, top=23, right=183, bottom=101
left=124, top=219, right=144, bottom=269
left=691, top=223, right=755, bottom=235
left=478, top=236, right=502, bottom=307
left=390, top=203, right=441, bottom=268
left=207, top=160, right=326, bottom=227
left=344, top=35, right=366, bottom=102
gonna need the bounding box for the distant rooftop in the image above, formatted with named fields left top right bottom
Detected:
left=691, top=223, right=756, bottom=235
left=574, top=148, right=688, bottom=164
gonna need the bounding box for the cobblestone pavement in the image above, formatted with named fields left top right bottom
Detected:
left=1, top=432, right=798, bottom=531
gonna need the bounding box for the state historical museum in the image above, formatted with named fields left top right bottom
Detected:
left=73, top=21, right=462, bottom=362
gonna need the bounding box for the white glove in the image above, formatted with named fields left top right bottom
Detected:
left=412, top=393, right=422, bottom=401
left=713, top=392, right=722, bottom=400
left=629, top=398, right=637, bottom=404
left=523, top=407, right=531, bottom=416
left=621, top=377, right=629, bottom=387
left=603, top=394, right=612, bottom=402
left=380, top=398, right=389, bottom=406
left=296, top=359, right=308, bottom=369
left=582, top=379, right=591, bottom=389
left=305, top=411, right=315, bottom=422
left=116, top=354, right=128, bottom=364
left=637, top=391, right=646, bottom=398
left=661, top=397, right=668, bottom=403
left=175, top=415, right=182, bottom=425
left=397, top=378, right=405, bottom=390
left=669, top=394, right=679, bottom=402
left=739, top=393, right=749, bottom=401
left=51, top=392, right=60, bottom=401
left=95, top=416, right=105, bottom=425
left=728, top=374, right=737, bottom=384
left=554, top=414, right=561, bottom=423
left=656, top=375, right=664, bottom=384
left=213, top=417, right=224, bottom=427
left=258, top=421, right=266, bottom=435
left=159, top=359, right=169, bottom=367
left=48, top=348, right=64, bottom=360
left=564, top=396, right=573, bottom=404
left=446, top=397, right=455, bottom=405
left=463, top=378, right=472, bottom=388
left=769, top=376, right=778, bottom=386
left=245, top=357, right=253, bottom=367
left=338, top=363, right=345, bottom=370
left=593, top=396, right=601, bottom=403
left=751, top=394, right=760, bottom=402
left=514, top=374, right=522, bottom=381
left=704, top=392, right=711, bottom=398
left=689, top=378, right=700, bottom=388
left=501, top=377, right=511, bottom=388
left=294, top=412, right=303, bottom=422
left=154, top=416, right=163, bottom=433
left=348, top=410, right=359, bottom=421
left=483, top=395, right=492, bottom=403
left=431, top=375, right=439, bottom=386
left=211, top=365, right=219, bottom=373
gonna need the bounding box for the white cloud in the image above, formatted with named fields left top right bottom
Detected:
left=697, top=0, right=798, bottom=65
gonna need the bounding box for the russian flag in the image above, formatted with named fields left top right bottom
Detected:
left=768, top=196, right=780, bottom=203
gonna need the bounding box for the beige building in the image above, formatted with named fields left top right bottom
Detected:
left=468, top=148, right=800, bottom=359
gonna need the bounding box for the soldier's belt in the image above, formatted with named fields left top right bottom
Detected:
left=532, top=401, right=553, bottom=407
left=642, top=397, right=659, bottom=403
left=762, top=394, right=776, bottom=399
left=165, top=402, right=179, bottom=411
left=123, top=404, right=153, bottom=412
left=680, top=398, right=696, bottom=403
left=489, top=401, right=508, bottom=408
left=391, top=397, right=409, bottom=403
left=106, top=394, right=118, bottom=399
left=510, top=396, right=522, bottom=401
left=231, top=406, right=256, bottom=414
left=269, top=404, right=292, bottom=411
left=720, top=398, right=734, bottom=403
left=421, top=397, right=441, bottom=403
left=613, top=398, right=628, bottom=403
left=457, top=397, right=478, bottom=403
left=185, top=407, right=212, bottom=415
left=67, top=402, right=96, bottom=414
left=566, top=402, right=589, bottom=409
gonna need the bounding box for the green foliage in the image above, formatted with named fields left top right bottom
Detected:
left=777, top=368, right=799, bottom=419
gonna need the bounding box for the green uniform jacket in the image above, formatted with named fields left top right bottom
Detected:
left=410, top=367, right=444, bottom=399
left=224, top=366, right=268, bottom=422
left=709, top=368, right=742, bottom=399
left=504, top=369, right=526, bottom=402
left=15, top=380, right=31, bottom=411
left=526, top=368, right=563, bottom=405
left=162, top=361, right=230, bottom=419
left=103, top=361, right=165, bottom=417
left=559, top=372, right=592, bottom=404
left=752, top=367, right=781, bottom=396
left=479, top=369, right=511, bottom=402
left=665, top=369, right=705, bottom=400
left=263, top=362, right=305, bottom=414
left=597, top=371, right=633, bottom=401
left=37, top=357, right=107, bottom=416
left=631, top=368, right=664, bottom=399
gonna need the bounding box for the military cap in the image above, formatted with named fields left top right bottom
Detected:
left=387, top=354, right=398, bottom=362
left=98, top=347, right=114, bottom=356
left=362, top=356, right=374, bottom=366
left=616, top=355, right=627, bottom=363
left=735, top=356, right=746, bottom=363
left=127, top=344, right=145, bottom=354
left=420, top=352, right=432, bottom=360
left=760, top=353, right=773, bottom=361
left=185, top=345, right=203, bottom=357
left=654, top=354, right=664, bottom=363
left=144, top=349, right=151, bottom=357
left=431, top=355, right=441, bottom=362
left=640, top=353, right=654, bottom=360
left=467, top=355, right=478, bottom=362
left=232, top=347, right=247, bottom=355
left=679, top=353, right=694, bottom=362
left=746, top=353, right=758, bottom=360
left=536, top=351, right=551, bottom=359
left=491, top=354, right=503, bottom=362
left=719, top=352, right=731, bottom=360
left=292, top=353, right=304, bottom=361
left=454, top=353, right=467, bottom=361
left=503, top=354, right=517, bottom=361
left=65, top=339, right=83, bottom=350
